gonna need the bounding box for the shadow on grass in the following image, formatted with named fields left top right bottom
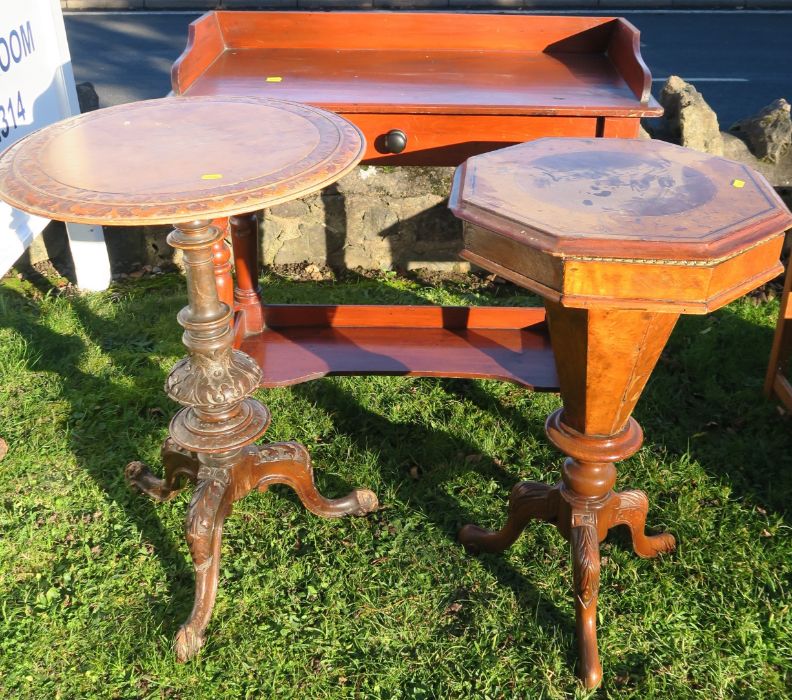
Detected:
left=4, top=270, right=586, bottom=668
left=0, top=276, right=195, bottom=635
left=634, top=306, right=791, bottom=521
left=288, top=376, right=582, bottom=667
left=7, top=270, right=787, bottom=682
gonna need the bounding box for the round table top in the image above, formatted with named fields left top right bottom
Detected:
left=451, top=138, right=792, bottom=262
left=0, top=96, right=365, bottom=226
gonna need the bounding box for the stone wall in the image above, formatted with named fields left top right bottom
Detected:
left=262, top=166, right=466, bottom=272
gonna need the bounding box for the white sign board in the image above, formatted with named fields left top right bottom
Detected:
left=0, top=0, right=110, bottom=290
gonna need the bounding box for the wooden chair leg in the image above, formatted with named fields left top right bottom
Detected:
left=230, top=213, right=264, bottom=335
left=210, top=217, right=234, bottom=311
left=765, top=259, right=792, bottom=410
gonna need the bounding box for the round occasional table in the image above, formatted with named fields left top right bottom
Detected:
left=0, top=95, right=377, bottom=662
left=450, top=137, right=792, bottom=688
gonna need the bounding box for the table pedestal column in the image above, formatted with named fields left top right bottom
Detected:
left=125, top=220, right=378, bottom=662
left=459, top=303, right=678, bottom=688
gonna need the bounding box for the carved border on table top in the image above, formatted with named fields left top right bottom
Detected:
left=0, top=96, right=365, bottom=225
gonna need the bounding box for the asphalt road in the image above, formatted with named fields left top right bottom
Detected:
left=63, top=9, right=792, bottom=128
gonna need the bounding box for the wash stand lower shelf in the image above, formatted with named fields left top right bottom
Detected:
left=234, top=304, right=559, bottom=390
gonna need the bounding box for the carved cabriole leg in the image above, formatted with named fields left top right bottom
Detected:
left=174, top=452, right=235, bottom=662
left=230, top=213, right=264, bottom=336
left=125, top=438, right=199, bottom=502
left=570, top=512, right=600, bottom=689
left=611, top=489, right=677, bottom=559
left=126, top=219, right=377, bottom=663
left=458, top=482, right=559, bottom=554
left=459, top=303, right=679, bottom=689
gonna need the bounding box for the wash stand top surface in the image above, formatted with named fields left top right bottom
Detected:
left=171, top=11, right=662, bottom=164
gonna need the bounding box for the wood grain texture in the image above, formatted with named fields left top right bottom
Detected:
left=259, top=303, right=547, bottom=329
left=452, top=137, right=792, bottom=263
left=348, top=114, right=599, bottom=166
left=236, top=305, right=558, bottom=390
left=544, top=302, right=678, bottom=436
left=765, top=260, right=792, bottom=410
left=171, top=11, right=659, bottom=165
left=214, top=12, right=619, bottom=52
left=182, top=49, right=652, bottom=117
left=0, top=96, right=365, bottom=226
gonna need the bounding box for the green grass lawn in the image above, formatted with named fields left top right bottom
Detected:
left=0, top=268, right=789, bottom=699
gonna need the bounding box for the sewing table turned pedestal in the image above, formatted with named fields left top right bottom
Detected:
left=450, top=137, right=792, bottom=688
left=0, top=95, right=378, bottom=662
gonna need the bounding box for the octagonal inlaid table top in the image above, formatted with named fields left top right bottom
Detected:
left=450, top=138, right=792, bottom=313
left=451, top=137, right=791, bottom=262
left=0, top=95, right=365, bottom=226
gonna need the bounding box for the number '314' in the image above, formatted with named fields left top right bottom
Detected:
left=0, top=91, right=26, bottom=141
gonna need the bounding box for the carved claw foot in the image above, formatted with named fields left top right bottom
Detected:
left=245, top=442, right=379, bottom=518
left=611, top=489, right=676, bottom=559
left=174, top=622, right=205, bottom=663
left=458, top=481, right=558, bottom=554
left=125, top=438, right=199, bottom=501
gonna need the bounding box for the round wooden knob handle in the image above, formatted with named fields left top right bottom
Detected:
left=383, top=129, right=407, bottom=154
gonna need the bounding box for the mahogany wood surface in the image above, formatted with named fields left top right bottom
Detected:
left=210, top=218, right=234, bottom=311
left=0, top=96, right=365, bottom=225
left=765, top=261, right=792, bottom=411
left=235, top=304, right=557, bottom=389
left=230, top=213, right=265, bottom=336
left=172, top=11, right=659, bottom=165
left=183, top=47, right=646, bottom=116
left=451, top=137, right=791, bottom=688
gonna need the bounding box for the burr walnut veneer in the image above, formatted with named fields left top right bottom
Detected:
left=450, top=137, right=792, bottom=688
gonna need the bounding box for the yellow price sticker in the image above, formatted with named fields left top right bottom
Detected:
left=265, top=76, right=283, bottom=83
left=201, top=173, right=223, bottom=180
left=731, top=179, right=745, bottom=188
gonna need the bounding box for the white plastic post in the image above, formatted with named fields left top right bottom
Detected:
left=64, top=223, right=112, bottom=291
left=0, top=0, right=111, bottom=290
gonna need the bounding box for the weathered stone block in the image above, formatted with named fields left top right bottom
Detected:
left=730, top=99, right=792, bottom=164
left=655, top=75, right=724, bottom=155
